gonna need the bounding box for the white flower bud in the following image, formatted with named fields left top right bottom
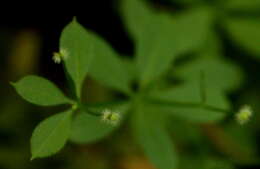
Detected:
left=101, top=109, right=120, bottom=125
left=235, top=105, right=253, bottom=125
left=52, top=48, right=69, bottom=64
left=52, top=52, right=62, bottom=64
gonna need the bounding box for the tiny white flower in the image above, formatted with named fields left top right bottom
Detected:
left=52, top=48, right=69, bottom=64
left=52, top=52, right=62, bottom=64
left=101, top=109, right=120, bottom=125
left=235, top=105, right=253, bottom=125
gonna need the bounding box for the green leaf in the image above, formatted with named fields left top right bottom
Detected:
left=158, top=106, right=225, bottom=123
left=149, top=80, right=230, bottom=123
left=132, top=104, right=178, bottom=169
left=150, top=81, right=202, bottom=104
left=225, top=0, right=260, bottom=11
left=60, top=18, right=94, bottom=98
left=70, top=111, right=115, bottom=144
left=224, top=18, right=260, bottom=58
left=12, top=75, right=72, bottom=106
left=120, top=0, right=155, bottom=41
left=170, top=8, right=213, bottom=56
left=150, top=80, right=230, bottom=109
left=70, top=103, right=129, bottom=144
left=88, top=32, right=132, bottom=95
left=122, top=58, right=138, bottom=83
left=121, top=0, right=212, bottom=86
left=200, top=31, right=223, bottom=57
left=31, top=110, right=72, bottom=160
left=174, top=57, right=243, bottom=91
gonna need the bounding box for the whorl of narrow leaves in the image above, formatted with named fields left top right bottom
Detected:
left=60, top=18, right=94, bottom=98
left=31, top=111, right=72, bottom=160
left=11, top=75, right=72, bottom=106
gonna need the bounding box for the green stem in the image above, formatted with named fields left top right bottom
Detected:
left=147, top=98, right=231, bottom=114
left=78, top=99, right=128, bottom=117
left=81, top=100, right=128, bottom=108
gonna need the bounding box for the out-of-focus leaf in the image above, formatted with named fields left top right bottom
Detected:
left=88, top=32, right=132, bottom=95
left=132, top=104, right=178, bottom=169
left=60, top=19, right=94, bottom=97
left=205, top=87, right=231, bottom=110
left=70, top=110, right=115, bottom=144
left=201, top=31, right=223, bottom=57
left=225, top=0, right=260, bottom=11
left=12, top=75, right=72, bottom=106
left=122, top=58, right=138, bottom=83
left=70, top=103, right=129, bottom=144
left=149, top=81, right=230, bottom=123
left=155, top=105, right=225, bottom=123
left=174, top=57, right=243, bottom=91
left=120, top=0, right=155, bottom=41
left=150, top=79, right=230, bottom=108
left=170, top=8, right=213, bottom=56
left=121, top=0, right=213, bottom=86
left=31, top=111, right=72, bottom=160
left=149, top=81, right=201, bottom=104
left=135, top=12, right=179, bottom=87
left=224, top=18, right=260, bottom=58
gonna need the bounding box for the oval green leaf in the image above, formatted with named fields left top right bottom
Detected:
left=12, top=75, right=72, bottom=106
left=60, top=18, right=94, bottom=98
left=31, top=110, right=72, bottom=160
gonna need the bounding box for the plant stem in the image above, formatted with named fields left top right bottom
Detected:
left=147, top=98, right=231, bottom=114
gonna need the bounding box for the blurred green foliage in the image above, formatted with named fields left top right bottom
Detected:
left=1, top=0, right=260, bottom=169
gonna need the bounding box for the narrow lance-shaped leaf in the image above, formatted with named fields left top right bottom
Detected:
left=31, top=110, right=72, bottom=160
left=149, top=80, right=231, bottom=123
left=88, top=32, right=132, bottom=95
left=132, top=104, right=178, bottom=169
left=174, top=57, right=243, bottom=91
left=120, top=0, right=155, bottom=41
left=12, top=75, right=72, bottom=106
left=60, top=18, right=94, bottom=98
left=121, top=0, right=213, bottom=87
